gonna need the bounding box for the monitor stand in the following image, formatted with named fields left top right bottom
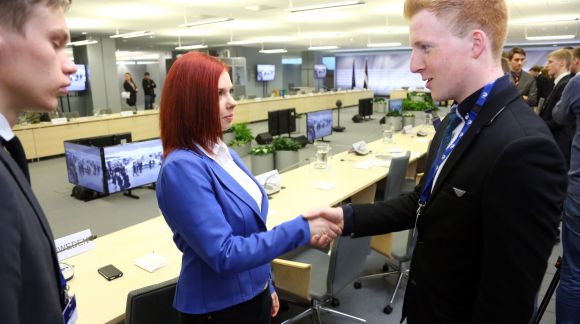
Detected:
left=317, top=137, right=331, bottom=143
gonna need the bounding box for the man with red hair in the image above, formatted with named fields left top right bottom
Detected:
left=305, top=0, right=567, bottom=322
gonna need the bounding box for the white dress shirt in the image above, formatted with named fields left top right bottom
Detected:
left=199, top=141, right=263, bottom=211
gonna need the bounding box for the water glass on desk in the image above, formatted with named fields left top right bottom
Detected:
left=382, top=124, right=394, bottom=144
left=314, top=142, right=331, bottom=169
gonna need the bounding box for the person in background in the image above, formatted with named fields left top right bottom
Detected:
left=501, top=57, right=510, bottom=74
left=156, top=51, right=340, bottom=324
left=142, top=72, right=156, bottom=110
left=123, top=72, right=138, bottom=107
left=305, top=0, right=567, bottom=322
left=540, top=49, right=574, bottom=167
left=508, top=47, right=538, bottom=107
left=529, top=65, right=554, bottom=110
left=552, top=46, right=580, bottom=324
left=0, top=0, right=78, bottom=322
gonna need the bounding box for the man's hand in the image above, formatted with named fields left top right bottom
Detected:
left=304, top=207, right=344, bottom=247
left=271, top=291, right=280, bottom=317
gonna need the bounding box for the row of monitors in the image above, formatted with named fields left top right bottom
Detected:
left=358, top=98, right=403, bottom=117
left=257, top=64, right=327, bottom=82
left=64, top=135, right=162, bottom=195
left=267, top=108, right=332, bottom=142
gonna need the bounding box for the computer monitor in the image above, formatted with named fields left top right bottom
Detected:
left=64, top=142, right=106, bottom=193
left=267, top=108, right=297, bottom=136
left=358, top=98, right=373, bottom=118
left=388, top=98, right=403, bottom=113
left=257, top=64, right=275, bottom=81
left=67, top=64, right=87, bottom=92
left=103, top=138, right=163, bottom=194
left=313, top=64, right=327, bottom=79
left=307, top=109, right=333, bottom=142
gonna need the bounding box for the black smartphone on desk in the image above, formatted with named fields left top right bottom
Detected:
left=98, top=264, right=123, bottom=281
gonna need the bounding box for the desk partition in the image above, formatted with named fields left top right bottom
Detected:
left=14, top=90, right=373, bottom=160
left=65, top=128, right=432, bottom=324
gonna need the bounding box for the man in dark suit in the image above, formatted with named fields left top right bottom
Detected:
left=529, top=65, right=554, bottom=110
left=508, top=47, right=539, bottom=107
left=0, top=0, right=77, bottom=322
left=540, top=49, right=574, bottom=167
left=305, top=0, right=567, bottom=323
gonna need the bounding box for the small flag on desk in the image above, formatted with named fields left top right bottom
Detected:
left=363, top=59, right=368, bottom=89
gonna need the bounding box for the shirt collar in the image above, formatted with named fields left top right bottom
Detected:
left=554, top=72, right=570, bottom=86
left=0, top=113, right=15, bottom=142
left=197, top=140, right=232, bottom=162
left=455, top=74, right=510, bottom=118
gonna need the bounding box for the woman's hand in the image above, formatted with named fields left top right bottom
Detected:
left=271, top=291, right=280, bottom=317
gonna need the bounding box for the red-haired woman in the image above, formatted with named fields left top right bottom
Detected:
left=156, top=52, right=340, bottom=323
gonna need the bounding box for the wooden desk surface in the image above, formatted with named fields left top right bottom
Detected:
left=65, top=129, right=432, bottom=324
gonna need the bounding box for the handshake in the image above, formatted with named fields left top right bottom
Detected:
left=303, top=207, right=345, bottom=248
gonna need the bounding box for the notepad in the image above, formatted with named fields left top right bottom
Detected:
left=135, top=252, right=167, bottom=273
left=313, top=181, right=335, bottom=190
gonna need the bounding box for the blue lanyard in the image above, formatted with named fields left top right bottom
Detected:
left=417, top=80, right=496, bottom=213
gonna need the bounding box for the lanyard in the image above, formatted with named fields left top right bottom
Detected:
left=416, top=80, right=496, bottom=218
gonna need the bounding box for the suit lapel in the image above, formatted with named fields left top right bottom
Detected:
left=203, top=153, right=266, bottom=226
left=430, top=85, right=520, bottom=195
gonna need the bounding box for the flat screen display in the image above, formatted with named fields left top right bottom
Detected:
left=257, top=64, right=275, bottom=81
left=67, top=64, right=87, bottom=92
left=313, top=64, right=327, bottom=79
left=307, top=109, right=333, bottom=142
left=64, top=142, right=105, bottom=193
left=103, top=138, right=163, bottom=194
left=389, top=98, right=403, bottom=113
left=268, top=108, right=296, bottom=136
left=358, top=98, right=373, bottom=117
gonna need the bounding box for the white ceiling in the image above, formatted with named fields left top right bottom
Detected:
left=66, top=0, right=580, bottom=53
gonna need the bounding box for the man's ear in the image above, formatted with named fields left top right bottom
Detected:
left=470, top=29, right=487, bottom=59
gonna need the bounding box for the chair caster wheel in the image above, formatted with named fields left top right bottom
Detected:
left=383, top=305, right=393, bottom=314
left=331, top=298, right=340, bottom=307
left=354, top=281, right=362, bottom=289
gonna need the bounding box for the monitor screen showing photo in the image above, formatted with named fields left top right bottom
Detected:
left=257, top=64, right=275, bottom=81
left=307, top=109, right=333, bottom=142
left=103, top=139, right=163, bottom=194
left=67, top=64, right=87, bottom=92
left=64, top=142, right=105, bottom=193
left=389, top=98, right=403, bottom=113
left=313, top=64, right=327, bottom=79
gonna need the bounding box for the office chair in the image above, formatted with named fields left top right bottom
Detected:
left=125, top=277, right=179, bottom=324
left=354, top=151, right=416, bottom=314
left=273, top=236, right=372, bottom=323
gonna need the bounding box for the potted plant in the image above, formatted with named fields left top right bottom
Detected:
left=272, top=137, right=301, bottom=171
left=229, top=123, right=253, bottom=157
left=385, top=110, right=403, bottom=131
left=373, top=98, right=387, bottom=113
left=249, top=144, right=274, bottom=175
left=402, top=112, right=415, bottom=127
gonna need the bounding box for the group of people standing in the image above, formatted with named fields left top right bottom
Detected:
left=122, top=71, right=157, bottom=109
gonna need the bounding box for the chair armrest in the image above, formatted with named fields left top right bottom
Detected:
left=272, top=258, right=312, bottom=301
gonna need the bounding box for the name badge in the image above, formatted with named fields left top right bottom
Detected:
left=63, top=295, right=78, bottom=324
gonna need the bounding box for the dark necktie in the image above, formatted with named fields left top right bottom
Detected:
left=512, top=72, right=520, bottom=87
left=435, top=106, right=462, bottom=161
left=2, top=136, right=30, bottom=183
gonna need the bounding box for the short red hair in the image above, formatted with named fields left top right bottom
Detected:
left=160, top=52, right=228, bottom=158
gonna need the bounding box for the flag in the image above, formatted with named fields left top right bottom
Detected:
left=351, top=59, right=356, bottom=89
left=363, top=59, right=368, bottom=89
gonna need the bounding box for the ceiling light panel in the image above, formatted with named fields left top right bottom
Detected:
left=287, top=1, right=366, bottom=13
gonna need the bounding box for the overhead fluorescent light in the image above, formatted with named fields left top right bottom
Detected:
left=67, top=40, right=99, bottom=46
left=179, top=17, right=233, bottom=28
left=259, top=49, right=288, bottom=54
left=110, top=31, right=154, bottom=39
left=227, top=39, right=262, bottom=45
left=367, top=42, right=402, bottom=47
left=308, top=45, right=339, bottom=50
left=526, top=35, right=576, bottom=41
left=175, top=44, right=209, bottom=50
left=287, top=1, right=365, bottom=13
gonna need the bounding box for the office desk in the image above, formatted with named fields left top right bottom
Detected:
left=65, top=130, right=432, bottom=324
left=14, top=90, right=372, bottom=159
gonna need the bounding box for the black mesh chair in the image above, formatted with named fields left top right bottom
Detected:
left=125, top=277, right=179, bottom=324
